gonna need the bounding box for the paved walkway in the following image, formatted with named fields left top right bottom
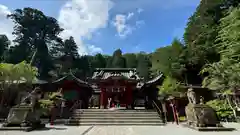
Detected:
left=0, top=123, right=240, bottom=135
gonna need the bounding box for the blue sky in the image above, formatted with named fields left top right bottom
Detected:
left=0, top=0, right=200, bottom=55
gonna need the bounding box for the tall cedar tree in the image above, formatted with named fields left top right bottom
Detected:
left=0, top=35, right=10, bottom=62
left=123, top=53, right=138, bottom=68
left=110, top=49, right=126, bottom=68
left=137, top=53, right=151, bottom=81
left=7, top=8, right=63, bottom=79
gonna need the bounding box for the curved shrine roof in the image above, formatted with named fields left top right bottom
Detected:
left=52, top=71, right=90, bottom=87
left=91, top=68, right=142, bottom=81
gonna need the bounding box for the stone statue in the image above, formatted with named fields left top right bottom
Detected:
left=185, top=86, right=226, bottom=129
left=200, top=96, right=204, bottom=105
left=1, top=87, right=45, bottom=131
left=187, top=87, right=197, bottom=104
left=20, top=87, right=41, bottom=110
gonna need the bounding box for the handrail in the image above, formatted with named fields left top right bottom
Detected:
left=152, top=100, right=165, bottom=123
left=70, top=100, right=82, bottom=111
left=152, top=100, right=161, bottom=113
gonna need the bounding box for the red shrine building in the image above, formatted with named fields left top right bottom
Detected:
left=88, top=68, right=163, bottom=109
left=88, top=68, right=142, bottom=109
left=40, top=68, right=163, bottom=110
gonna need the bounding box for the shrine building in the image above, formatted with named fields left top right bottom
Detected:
left=88, top=68, right=163, bottom=109
left=39, top=68, right=164, bottom=110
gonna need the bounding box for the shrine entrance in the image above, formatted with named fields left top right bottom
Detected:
left=88, top=68, right=141, bottom=109
left=107, top=91, right=125, bottom=108
left=100, top=85, right=134, bottom=109
left=51, top=74, right=93, bottom=109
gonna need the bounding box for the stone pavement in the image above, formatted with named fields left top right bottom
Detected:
left=0, top=123, right=240, bottom=135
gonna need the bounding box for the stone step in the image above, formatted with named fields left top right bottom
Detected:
left=72, top=119, right=163, bottom=123
left=71, top=117, right=160, bottom=119
left=66, top=122, right=165, bottom=126
left=73, top=113, right=159, bottom=117
left=74, top=110, right=156, bottom=113
left=73, top=111, right=158, bottom=115
left=66, top=109, right=164, bottom=126
left=78, top=109, right=156, bottom=112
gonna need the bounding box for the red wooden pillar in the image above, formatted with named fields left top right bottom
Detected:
left=100, top=88, right=105, bottom=109
left=170, top=101, right=179, bottom=125
left=104, top=90, right=108, bottom=108
left=126, top=86, right=132, bottom=108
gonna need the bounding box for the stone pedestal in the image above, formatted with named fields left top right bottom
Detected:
left=185, top=104, right=221, bottom=127
left=184, top=103, right=235, bottom=131
left=0, top=105, right=45, bottom=132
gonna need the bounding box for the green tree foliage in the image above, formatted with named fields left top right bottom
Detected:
left=91, top=53, right=107, bottom=69
left=201, top=7, right=240, bottom=119
left=106, top=56, right=113, bottom=68
left=136, top=53, right=151, bottom=81
left=201, top=7, right=240, bottom=92
left=151, top=39, right=185, bottom=81
left=51, top=37, right=79, bottom=76
left=180, top=0, right=240, bottom=85
left=0, top=61, right=38, bottom=88
left=62, top=36, right=79, bottom=58
left=1, top=1, right=239, bottom=92
left=0, top=35, right=10, bottom=62
left=7, top=8, right=63, bottom=79
left=123, top=53, right=137, bottom=68
left=109, top=49, right=126, bottom=68
left=200, top=59, right=239, bottom=92
left=74, top=55, right=92, bottom=78
left=206, top=99, right=234, bottom=120
left=0, top=61, right=38, bottom=109
left=184, top=0, right=222, bottom=65
left=216, top=7, right=240, bottom=60
left=158, top=76, right=180, bottom=95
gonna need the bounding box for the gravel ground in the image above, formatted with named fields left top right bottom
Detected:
left=0, top=123, right=239, bottom=135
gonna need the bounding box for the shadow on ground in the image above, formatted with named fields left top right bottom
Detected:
left=34, top=127, right=67, bottom=131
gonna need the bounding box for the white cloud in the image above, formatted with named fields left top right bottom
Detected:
left=0, top=5, right=14, bottom=42
left=58, top=0, right=113, bottom=55
left=127, top=12, right=134, bottom=20
left=87, top=44, right=103, bottom=54
left=112, top=10, right=144, bottom=39
left=112, top=13, right=134, bottom=38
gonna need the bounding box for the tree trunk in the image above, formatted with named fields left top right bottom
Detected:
left=30, top=48, right=38, bottom=66
left=0, top=91, right=4, bottom=115
left=226, top=95, right=237, bottom=119
left=0, top=83, right=8, bottom=115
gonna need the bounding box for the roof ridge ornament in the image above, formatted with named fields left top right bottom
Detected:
left=96, top=70, right=104, bottom=77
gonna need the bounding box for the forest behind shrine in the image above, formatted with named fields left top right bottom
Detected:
left=0, top=0, right=240, bottom=102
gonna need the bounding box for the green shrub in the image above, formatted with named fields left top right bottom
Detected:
left=39, top=99, right=53, bottom=117
left=158, top=76, right=180, bottom=95
left=206, top=99, right=234, bottom=121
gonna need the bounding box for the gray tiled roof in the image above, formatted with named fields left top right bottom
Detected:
left=52, top=71, right=90, bottom=87
left=91, top=68, right=141, bottom=80
left=145, top=73, right=163, bottom=84
left=138, top=73, right=164, bottom=89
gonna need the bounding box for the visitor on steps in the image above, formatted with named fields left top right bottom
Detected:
left=111, top=102, right=115, bottom=108
left=108, top=98, right=112, bottom=108
left=50, top=103, right=57, bottom=125
left=170, top=102, right=179, bottom=125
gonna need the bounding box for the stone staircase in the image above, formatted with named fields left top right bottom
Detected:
left=66, top=109, right=165, bottom=126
